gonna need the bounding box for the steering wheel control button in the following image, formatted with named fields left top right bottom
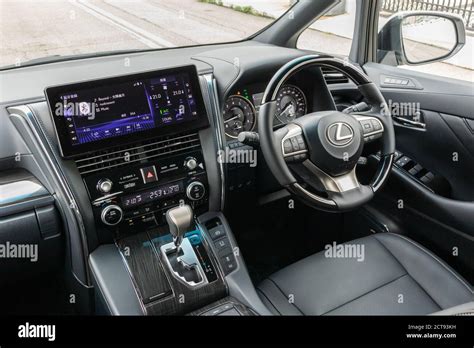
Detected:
left=371, top=119, right=382, bottom=131
left=361, top=120, right=374, bottom=133
left=140, top=165, right=158, bottom=184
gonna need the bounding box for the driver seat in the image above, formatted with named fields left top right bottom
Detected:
left=257, top=233, right=473, bottom=315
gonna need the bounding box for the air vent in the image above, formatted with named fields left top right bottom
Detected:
left=321, top=66, right=349, bottom=84
left=75, top=132, right=201, bottom=176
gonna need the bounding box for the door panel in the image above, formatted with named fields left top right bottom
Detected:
left=362, top=61, right=474, bottom=282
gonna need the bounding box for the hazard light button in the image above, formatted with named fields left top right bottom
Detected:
left=140, top=165, right=158, bottom=184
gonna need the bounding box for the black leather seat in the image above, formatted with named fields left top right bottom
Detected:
left=257, top=233, right=473, bottom=315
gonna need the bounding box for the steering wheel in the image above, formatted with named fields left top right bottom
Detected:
left=258, top=55, right=395, bottom=212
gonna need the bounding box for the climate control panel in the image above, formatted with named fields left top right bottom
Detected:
left=81, top=150, right=209, bottom=231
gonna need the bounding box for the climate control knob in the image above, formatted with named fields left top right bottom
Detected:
left=97, top=178, right=113, bottom=194
left=185, top=157, right=198, bottom=171
left=186, top=181, right=205, bottom=201
left=101, top=205, right=123, bottom=226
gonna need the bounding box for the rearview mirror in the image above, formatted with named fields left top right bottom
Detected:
left=377, top=11, right=466, bottom=66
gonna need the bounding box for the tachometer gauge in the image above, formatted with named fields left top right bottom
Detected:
left=223, top=95, right=256, bottom=138
left=275, top=85, right=307, bottom=124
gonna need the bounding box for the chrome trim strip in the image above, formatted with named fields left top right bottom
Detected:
left=0, top=179, right=49, bottom=206
left=203, top=74, right=226, bottom=211
left=7, top=105, right=91, bottom=287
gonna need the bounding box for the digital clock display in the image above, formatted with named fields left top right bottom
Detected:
left=121, top=182, right=183, bottom=208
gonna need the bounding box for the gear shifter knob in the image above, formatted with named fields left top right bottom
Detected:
left=165, top=205, right=193, bottom=250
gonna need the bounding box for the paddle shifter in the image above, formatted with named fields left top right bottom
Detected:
left=166, top=204, right=193, bottom=252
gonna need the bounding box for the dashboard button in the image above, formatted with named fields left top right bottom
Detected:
left=221, top=253, right=237, bottom=274
left=186, top=181, right=205, bottom=201
left=101, top=205, right=123, bottom=226
left=214, top=237, right=231, bottom=252
left=97, top=178, right=113, bottom=194
left=208, top=226, right=226, bottom=240
left=140, top=165, right=158, bottom=184
left=185, top=157, right=198, bottom=171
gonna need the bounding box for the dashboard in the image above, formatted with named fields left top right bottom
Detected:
left=0, top=41, right=353, bottom=316
left=0, top=42, right=343, bottom=289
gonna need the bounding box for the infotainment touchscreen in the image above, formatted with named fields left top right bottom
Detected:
left=45, top=65, right=209, bottom=158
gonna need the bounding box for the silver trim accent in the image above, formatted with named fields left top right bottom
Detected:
left=292, top=182, right=337, bottom=206
left=0, top=179, right=49, bottom=206
left=92, top=191, right=123, bottom=205
left=97, top=178, right=113, bottom=194
left=303, top=160, right=360, bottom=193
left=101, top=204, right=123, bottom=226
left=160, top=238, right=208, bottom=289
left=281, top=123, right=308, bottom=157
left=186, top=181, right=206, bottom=201
left=7, top=105, right=91, bottom=287
left=203, top=74, right=226, bottom=211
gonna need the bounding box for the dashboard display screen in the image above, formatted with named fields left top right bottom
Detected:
left=121, top=182, right=184, bottom=208
left=45, top=65, right=208, bottom=158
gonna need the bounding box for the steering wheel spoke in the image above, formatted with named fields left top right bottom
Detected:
left=302, top=160, right=359, bottom=193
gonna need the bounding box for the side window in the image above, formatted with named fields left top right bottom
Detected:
left=297, top=1, right=356, bottom=56
left=377, top=0, right=473, bottom=82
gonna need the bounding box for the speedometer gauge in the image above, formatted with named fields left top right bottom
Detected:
left=275, top=85, right=307, bottom=124
left=223, top=95, right=256, bottom=138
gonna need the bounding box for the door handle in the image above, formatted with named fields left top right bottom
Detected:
left=392, top=116, right=426, bottom=129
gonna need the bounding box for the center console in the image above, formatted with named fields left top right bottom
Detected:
left=44, top=65, right=269, bottom=315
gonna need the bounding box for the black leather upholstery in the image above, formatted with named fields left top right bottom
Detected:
left=257, top=233, right=473, bottom=315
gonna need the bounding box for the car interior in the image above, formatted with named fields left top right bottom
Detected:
left=0, top=0, right=473, bottom=318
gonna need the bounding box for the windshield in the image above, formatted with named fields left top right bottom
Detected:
left=0, top=0, right=295, bottom=69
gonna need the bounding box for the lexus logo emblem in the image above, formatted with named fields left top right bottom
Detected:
left=326, top=122, right=354, bottom=146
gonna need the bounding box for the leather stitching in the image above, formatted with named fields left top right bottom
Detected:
left=379, top=233, right=473, bottom=293
left=267, top=278, right=305, bottom=315
left=256, top=287, right=282, bottom=315
left=373, top=236, right=442, bottom=310
left=321, top=273, right=410, bottom=315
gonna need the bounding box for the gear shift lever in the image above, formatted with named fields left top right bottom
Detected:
left=165, top=204, right=193, bottom=251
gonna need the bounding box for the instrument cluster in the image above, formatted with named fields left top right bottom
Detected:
left=223, top=84, right=307, bottom=138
